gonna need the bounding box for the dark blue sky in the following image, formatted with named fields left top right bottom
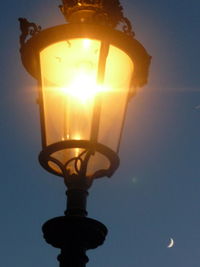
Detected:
left=1, top=0, right=200, bottom=266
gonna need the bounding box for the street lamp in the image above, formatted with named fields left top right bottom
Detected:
left=19, top=0, right=151, bottom=266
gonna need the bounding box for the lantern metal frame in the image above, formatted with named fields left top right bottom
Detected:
left=19, top=22, right=151, bottom=181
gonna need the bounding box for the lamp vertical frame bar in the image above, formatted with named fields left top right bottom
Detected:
left=90, top=41, right=109, bottom=143
left=37, top=52, right=47, bottom=148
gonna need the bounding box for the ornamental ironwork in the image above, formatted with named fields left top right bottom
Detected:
left=18, top=18, right=41, bottom=49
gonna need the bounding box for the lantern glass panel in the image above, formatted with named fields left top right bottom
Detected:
left=98, top=44, right=134, bottom=152
left=40, top=38, right=134, bottom=175
left=40, top=39, right=101, bottom=145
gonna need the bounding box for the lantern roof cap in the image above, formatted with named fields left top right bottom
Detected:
left=60, top=0, right=134, bottom=36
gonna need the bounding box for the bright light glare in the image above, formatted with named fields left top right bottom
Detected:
left=83, top=39, right=91, bottom=49
left=61, top=72, right=109, bottom=103
left=73, top=134, right=81, bottom=156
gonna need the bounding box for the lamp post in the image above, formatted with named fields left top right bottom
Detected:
left=19, top=0, right=151, bottom=266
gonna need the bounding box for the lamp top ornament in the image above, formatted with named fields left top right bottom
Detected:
left=59, top=0, right=135, bottom=36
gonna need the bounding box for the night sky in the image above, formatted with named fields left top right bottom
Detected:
left=1, top=0, right=200, bottom=266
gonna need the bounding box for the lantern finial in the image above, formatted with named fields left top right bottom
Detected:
left=59, top=0, right=135, bottom=36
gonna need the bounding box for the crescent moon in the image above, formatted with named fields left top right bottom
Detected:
left=167, top=238, right=174, bottom=248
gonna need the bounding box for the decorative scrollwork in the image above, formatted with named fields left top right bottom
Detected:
left=47, top=149, right=94, bottom=190
left=64, top=149, right=92, bottom=177
left=18, top=18, right=41, bottom=48
left=39, top=140, right=120, bottom=186
left=119, top=16, right=135, bottom=37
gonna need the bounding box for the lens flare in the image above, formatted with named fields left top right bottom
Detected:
left=61, top=72, right=109, bottom=103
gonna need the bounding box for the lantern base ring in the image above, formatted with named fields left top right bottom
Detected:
left=39, top=140, right=120, bottom=180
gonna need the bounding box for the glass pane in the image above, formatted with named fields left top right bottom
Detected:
left=39, top=39, right=133, bottom=177
left=98, top=45, right=134, bottom=152
left=40, top=39, right=101, bottom=145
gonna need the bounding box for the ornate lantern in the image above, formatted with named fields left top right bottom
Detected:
left=19, top=0, right=151, bottom=266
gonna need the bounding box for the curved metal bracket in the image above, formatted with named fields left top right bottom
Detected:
left=39, top=140, right=120, bottom=186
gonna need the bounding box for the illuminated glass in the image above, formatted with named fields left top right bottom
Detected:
left=40, top=38, right=134, bottom=175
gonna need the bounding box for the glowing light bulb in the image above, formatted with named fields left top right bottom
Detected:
left=61, top=72, right=109, bottom=104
